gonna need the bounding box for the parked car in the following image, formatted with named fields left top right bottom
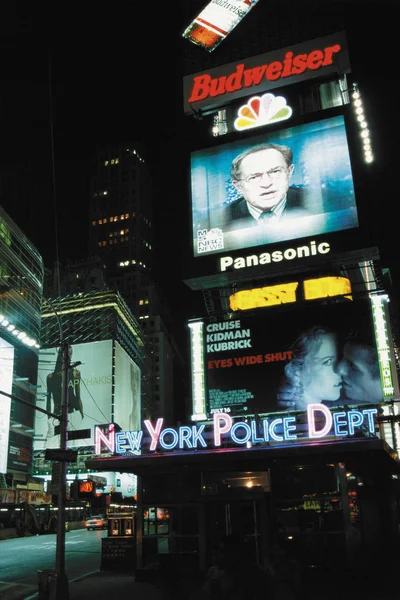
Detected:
left=85, top=515, right=108, bottom=530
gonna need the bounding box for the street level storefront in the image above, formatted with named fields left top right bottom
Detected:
left=86, top=408, right=400, bottom=578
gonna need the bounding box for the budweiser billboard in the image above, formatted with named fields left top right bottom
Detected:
left=182, top=0, right=261, bottom=53
left=183, top=32, right=350, bottom=115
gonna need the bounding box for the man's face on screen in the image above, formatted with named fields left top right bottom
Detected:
left=234, top=148, right=293, bottom=212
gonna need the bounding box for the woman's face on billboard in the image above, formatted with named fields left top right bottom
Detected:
left=301, top=333, right=342, bottom=402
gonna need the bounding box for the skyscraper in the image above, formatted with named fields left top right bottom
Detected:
left=86, top=142, right=186, bottom=424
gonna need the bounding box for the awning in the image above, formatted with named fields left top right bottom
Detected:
left=85, top=437, right=400, bottom=477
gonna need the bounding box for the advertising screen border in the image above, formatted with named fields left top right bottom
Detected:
left=191, top=296, right=392, bottom=420
left=183, top=105, right=373, bottom=290
left=190, top=112, right=359, bottom=260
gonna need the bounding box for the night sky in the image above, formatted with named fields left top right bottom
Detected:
left=0, top=0, right=399, bottom=319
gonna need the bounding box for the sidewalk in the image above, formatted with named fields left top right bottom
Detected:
left=19, top=570, right=165, bottom=600
left=18, top=566, right=400, bottom=600
left=3, top=561, right=400, bottom=600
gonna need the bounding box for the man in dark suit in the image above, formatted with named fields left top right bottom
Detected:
left=222, top=142, right=310, bottom=231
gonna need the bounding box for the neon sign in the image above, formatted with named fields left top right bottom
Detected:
left=182, top=32, right=350, bottom=115
left=94, top=404, right=377, bottom=456
left=187, top=43, right=342, bottom=104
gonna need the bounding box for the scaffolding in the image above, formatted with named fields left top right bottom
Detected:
left=40, top=290, right=145, bottom=367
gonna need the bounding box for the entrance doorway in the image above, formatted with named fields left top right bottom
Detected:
left=202, top=471, right=271, bottom=568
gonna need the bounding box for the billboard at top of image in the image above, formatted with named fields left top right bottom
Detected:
left=194, top=299, right=388, bottom=418
left=191, top=115, right=358, bottom=258
left=182, top=0, right=261, bottom=53
left=34, top=340, right=113, bottom=450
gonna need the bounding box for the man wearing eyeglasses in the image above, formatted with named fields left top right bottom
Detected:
left=224, top=142, right=310, bottom=230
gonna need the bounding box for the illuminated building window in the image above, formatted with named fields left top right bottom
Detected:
left=92, top=221, right=96, bottom=226
left=104, top=161, right=108, bottom=166
left=125, top=213, right=129, bottom=219
left=111, top=159, right=115, bottom=165
left=99, top=219, right=103, bottom=225
left=103, top=218, right=107, bottom=223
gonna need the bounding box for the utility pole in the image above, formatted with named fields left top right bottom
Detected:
left=54, top=341, right=70, bottom=600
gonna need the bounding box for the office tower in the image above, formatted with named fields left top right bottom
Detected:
left=87, top=142, right=186, bottom=424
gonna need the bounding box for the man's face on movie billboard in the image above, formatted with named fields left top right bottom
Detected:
left=234, top=148, right=293, bottom=212
left=338, top=343, right=383, bottom=403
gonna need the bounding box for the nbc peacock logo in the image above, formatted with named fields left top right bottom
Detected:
left=234, top=93, right=293, bottom=131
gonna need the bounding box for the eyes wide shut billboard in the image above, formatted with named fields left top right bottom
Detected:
left=189, top=298, right=393, bottom=420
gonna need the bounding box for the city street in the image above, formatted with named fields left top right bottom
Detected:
left=0, top=528, right=106, bottom=598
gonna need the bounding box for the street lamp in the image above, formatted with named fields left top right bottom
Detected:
left=42, top=341, right=81, bottom=600
left=40, top=298, right=72, bottom=600
left=54, top=341, right=70, bottom=600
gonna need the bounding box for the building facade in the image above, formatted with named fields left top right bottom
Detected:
left=31, top=289, right=146, bottom=507
left=0, top=204, right=44, bottom=498
left=87, top=15, right=400, bottom=587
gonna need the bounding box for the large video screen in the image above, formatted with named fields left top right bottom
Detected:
left=191, top=115, right=358, bottom=258
left=190, top=298, right=389, bottom=418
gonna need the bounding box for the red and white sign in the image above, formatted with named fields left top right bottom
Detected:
left=183, top=32, right=350, bottom=115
